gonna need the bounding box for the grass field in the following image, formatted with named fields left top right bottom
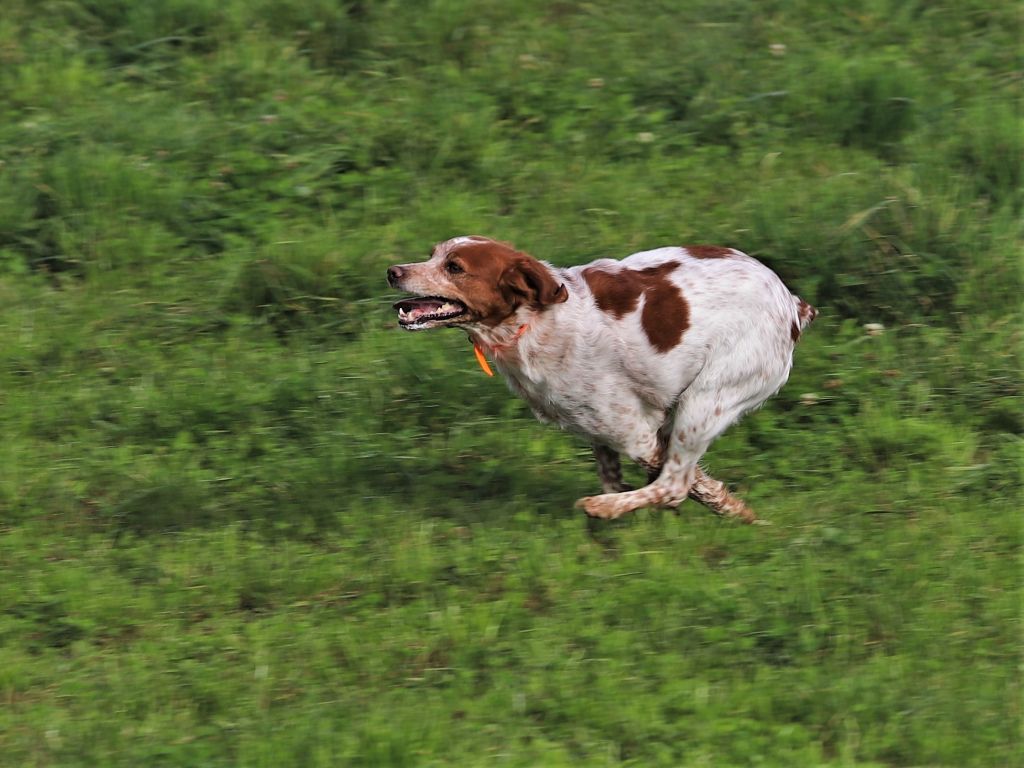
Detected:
left=0, top=1, right=1020, bottom=765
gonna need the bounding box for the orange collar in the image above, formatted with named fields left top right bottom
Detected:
left=472, top=324, right=529, bottom=376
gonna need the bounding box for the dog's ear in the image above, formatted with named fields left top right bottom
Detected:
left=500, top=257, right=568, bottom=308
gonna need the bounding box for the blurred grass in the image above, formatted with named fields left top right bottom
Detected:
left=0, top=0, right=1020, bottom=765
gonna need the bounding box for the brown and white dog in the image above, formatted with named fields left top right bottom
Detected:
left=387, top=236, right=816, bottom=521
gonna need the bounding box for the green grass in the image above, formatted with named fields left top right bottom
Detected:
left=0, top=1, right=1020, bottom=765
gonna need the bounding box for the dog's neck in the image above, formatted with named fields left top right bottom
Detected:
left=468, top=266, right=578, bottom=377
left=470, top=310, right=533, bottom=350
left=470, top=299, right=577, bottom=380
left=470, top=322, right=529, bottom=376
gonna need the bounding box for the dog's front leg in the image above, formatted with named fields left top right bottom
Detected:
left=592, top=444, right=628, bottom=493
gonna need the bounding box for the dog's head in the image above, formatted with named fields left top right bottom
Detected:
left=387, top=236, right=567, bottom=331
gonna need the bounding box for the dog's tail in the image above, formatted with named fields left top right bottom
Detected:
left=790, top=296, right=818, bottom=341
left=796, top=297, right=818, bottom=331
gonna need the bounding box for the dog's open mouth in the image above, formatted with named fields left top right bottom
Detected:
left=393, top=296, right=468, bottom=329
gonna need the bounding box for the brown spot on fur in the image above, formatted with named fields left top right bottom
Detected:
left=684, top=245, right=733, bottom=259
left=791, top=321, right=801, bottom=342
left=582, top=261, right=689, bottom=353
left=581, top=267, right=641, bottom=318
left=639, top=263, right=689, bottom=352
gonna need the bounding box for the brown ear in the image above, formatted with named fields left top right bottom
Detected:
left=500, top=257, right=569, bottom=308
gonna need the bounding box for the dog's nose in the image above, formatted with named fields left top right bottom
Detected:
left=386, top=265, right=404, bottom=287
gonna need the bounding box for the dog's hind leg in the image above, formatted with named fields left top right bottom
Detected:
left=645, top=457, right=755, bottom=521
left=577, top=376, right=777, bottom=520
left=689, top=467, right=756, bottom=522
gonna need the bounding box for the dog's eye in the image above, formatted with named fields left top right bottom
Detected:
left=446, top=261, right=464, bottom=274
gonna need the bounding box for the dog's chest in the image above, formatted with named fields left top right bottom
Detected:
left=500, top=361, right=662, bottom=448
left=504, top=367, right=592, bottom=426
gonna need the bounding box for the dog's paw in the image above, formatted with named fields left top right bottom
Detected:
left=575, top=494, right=621, bottom=519
left=723, top=504, right=758, bottom=524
